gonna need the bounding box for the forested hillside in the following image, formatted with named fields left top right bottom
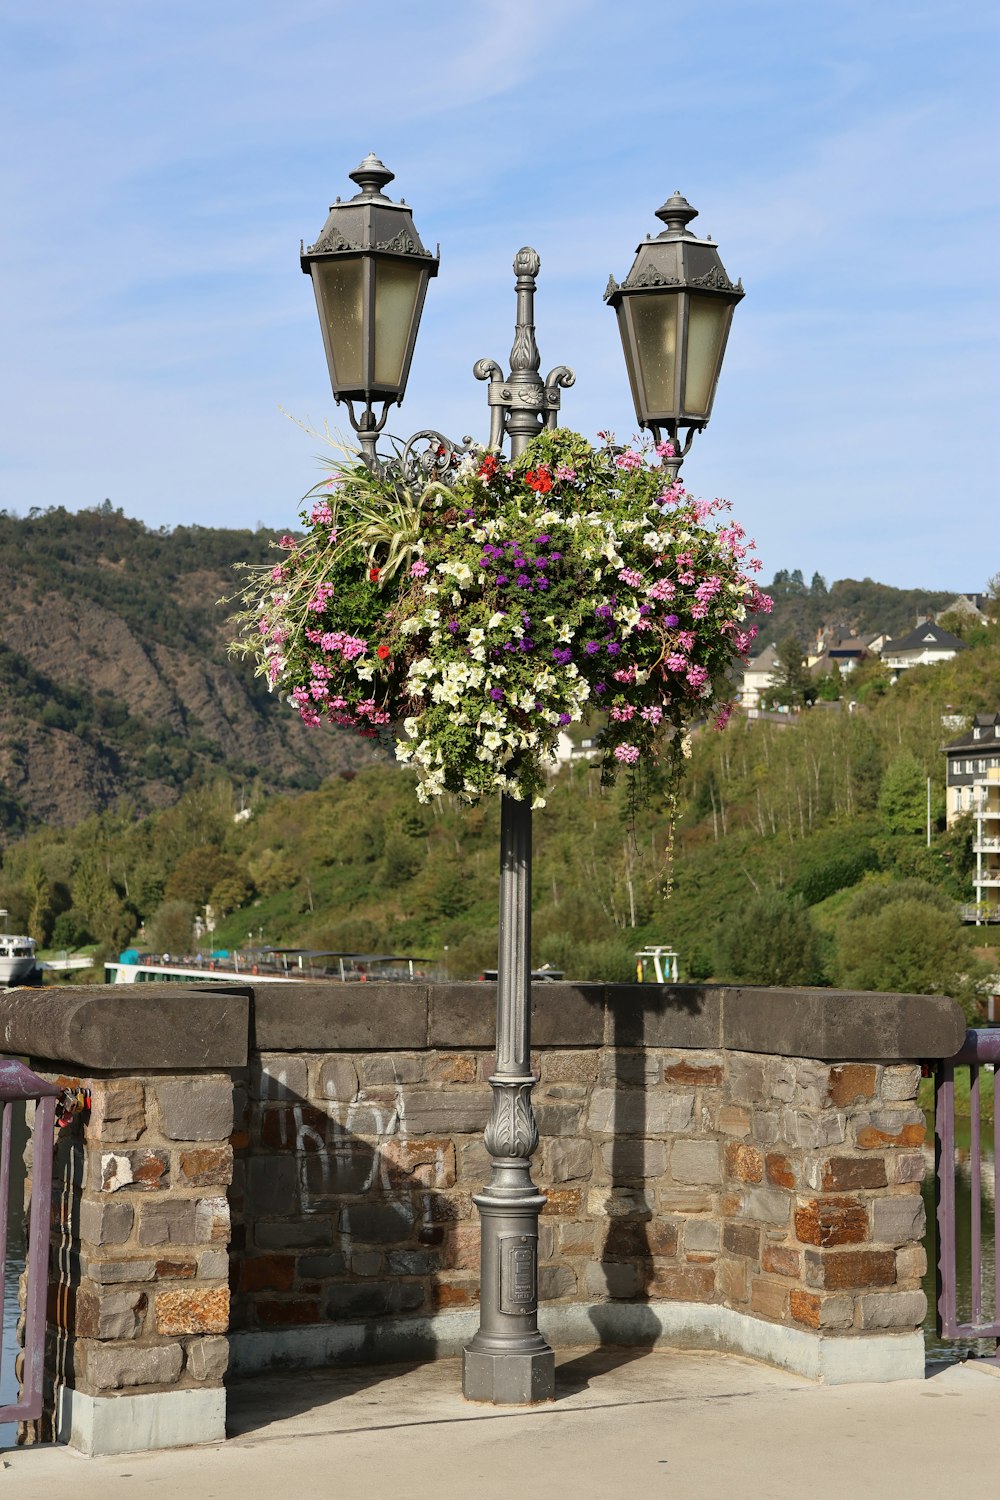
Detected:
left=751, top=569, right=957, bottom=652
left=0, top=503, right=974, bottom=834
left=2, top=619, right=997, bottom=1015
left=0, top=504, right=380, bottom=834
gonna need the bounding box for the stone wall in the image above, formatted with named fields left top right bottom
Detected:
left=1, top=978, right=964, bottom=1453
left=234, top=1046, right=928, bottom=1350
left=36, top=1070, right=238, bottom=1452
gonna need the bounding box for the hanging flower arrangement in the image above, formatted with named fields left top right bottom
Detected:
left=227, top=428, right=771, bottom=806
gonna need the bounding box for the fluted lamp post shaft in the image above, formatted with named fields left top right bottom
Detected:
left=462, top=250, right=571, bottom=1404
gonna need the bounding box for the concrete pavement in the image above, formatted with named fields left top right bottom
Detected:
left=3, top=1349, right=999, bottom=1500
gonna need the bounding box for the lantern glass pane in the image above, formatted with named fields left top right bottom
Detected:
left=314, top=259, right=365, bottom=390
left=683, top=296, right=729, bottom=417
left=374, top=259, right=424, bottom=389
left=629, top=294, right=679, bottom=416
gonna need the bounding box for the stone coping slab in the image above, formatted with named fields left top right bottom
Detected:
left=0, top=980, right=965, bottom=1069
left=0, top=985, right=251, bottom=1070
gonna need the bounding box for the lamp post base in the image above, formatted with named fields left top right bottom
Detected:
left=462, top=1343, right=555, bottom=1405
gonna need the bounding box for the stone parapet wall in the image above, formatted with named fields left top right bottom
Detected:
left=1, top=979, right=963, bottom=1450
left=38, top=1070, right=237, bottom=1412
left=233, top=1046, right=927, bottom=1344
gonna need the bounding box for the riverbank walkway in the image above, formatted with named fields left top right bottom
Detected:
left=4, top=1348, right=998, bottom=1499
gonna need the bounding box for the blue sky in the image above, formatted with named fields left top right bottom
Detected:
left=1, top=0, right=996, bottom=590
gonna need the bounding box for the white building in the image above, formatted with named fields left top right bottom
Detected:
left=943, top=711, right=1000, bottom=924
left=882, top=619, right=968, bottom=673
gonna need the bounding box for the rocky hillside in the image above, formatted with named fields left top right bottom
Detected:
left=0, top=503, right=975, bottom=838
left=0, top=504, right=379, bottom=835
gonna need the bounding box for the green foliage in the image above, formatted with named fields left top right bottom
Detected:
left=789, top=841, right=878, bottom=906
left=1, top=609, right=997, bottom=990
left=763, top=634, right=813, bottom=709
left=146, top=899, right=196, bottom=956
left=753, top=573, right=957, bottom=655
left=711, top=892, right=824, bottom=986
left=834, top=891, right=988, bottom=1020
left=877, top=751, right=929, bottom=835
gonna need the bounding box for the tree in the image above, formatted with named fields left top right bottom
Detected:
left=146, top=899, right=195, bottom=956
left=711, top=892, right=824, bottom=986
left=765, top=634, right=813, bottom=709
left=815, top=663, right=842, bottom=702
left=835, top=894, right=989, bottom=1021
left=877, top=752, right=927, bottom=835
left=165, top=845, right=233, bottom=905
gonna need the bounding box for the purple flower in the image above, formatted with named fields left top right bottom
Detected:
left=607, top=642, right=621, bottom=656
left=664, top=613, right=679, bottom=627
left=516, top=574, right=532, bottom=588
left=594, top=682, right=606, bottom=695
left=552, top=647, right=573, bottom=665
left=558, top=712, right=571, bottom=725
left=584, top=640, right=600, bottom=655
left=503, top=641, right=516, bottom=652
left=535, top=534, right=550, bottom=545
left=490, top=687, right=504, bottom=701
left=479, top=555, right=493, bottom=568
left=521, top=613, right=532, bottom=626
left=549, top=551, right=563, bottom=562
left=497, top=574, right=509, bottom=586
left=447, top=620, right=459, bottom=634
left=535, top=577, right=549, bottom=591
left=596, top=604, right=612, bottom=619
left=462, top=507, right=475, bottom=519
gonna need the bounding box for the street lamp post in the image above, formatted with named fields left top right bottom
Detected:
left=301, top=158, right=742, bottom=1406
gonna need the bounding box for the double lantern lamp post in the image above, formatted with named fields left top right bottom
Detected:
left=300, top=154, right=743, bottom=1405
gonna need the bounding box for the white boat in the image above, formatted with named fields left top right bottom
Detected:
left=0, top=911, right=37, bottom=985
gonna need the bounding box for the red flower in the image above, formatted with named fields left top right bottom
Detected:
left=376, top=644, right=391, bottom=660
left=369, top=567, right=380, bottom=582
left=525, top=466, right=553, bottom=494
left=477, top=454, right=500, bottom=482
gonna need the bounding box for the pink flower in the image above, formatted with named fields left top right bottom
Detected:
left=641, top=705, right=663, bottom=726
left=409, top=558, right=429, bottom=578
left=614, top=450, right=642, bottom=471
left=655, top=439, right=676, bottom=459
left=555, top=464, right=577, bottom=481
left=278, top=534, right=297, bottom=550
left=647, top=577, right=675, bottom=602
left=309, top=500, right=333, bottom=525
left=613, top=743, right=641, bottom=764
left=714, top=703, right=734, bottom=731
left=617, top=567, right=644, bottom=587
left=686, top=664, right=708, bottom=689
left=610, top=705, right=635, bottom=721
left=666, top=653, right=688, bottom=672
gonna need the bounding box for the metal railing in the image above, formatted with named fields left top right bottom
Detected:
left=935, top=1029, right=1000, bottom=1362
left=0, top=1059, right=61, bottom=1423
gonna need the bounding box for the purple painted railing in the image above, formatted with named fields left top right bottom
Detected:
left=935, top=1028, right=1000, bottom=1362
left=0, top=1059, right=61, bottom=1423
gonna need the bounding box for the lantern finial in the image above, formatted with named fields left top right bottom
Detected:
left=348, top=153, right=395, bottom=200
left=655, top=191, right=699, bottom=238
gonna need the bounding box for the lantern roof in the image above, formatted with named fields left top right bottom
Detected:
left=301, top=153, right=439, bottom=270
left=604, top=190, right=743, bottom=306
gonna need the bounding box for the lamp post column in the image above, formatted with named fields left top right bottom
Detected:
left=463, top=249, right=562, bottom=1404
